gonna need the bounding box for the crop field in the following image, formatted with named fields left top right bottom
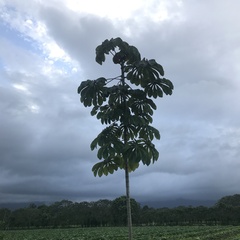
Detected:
left=1, top=226, right=240, bottom=240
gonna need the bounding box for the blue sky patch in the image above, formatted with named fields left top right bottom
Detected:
left=0, top=20, right=41, bottom=56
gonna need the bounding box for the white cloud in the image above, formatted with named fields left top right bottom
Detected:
left=62, top=0, right=184, bottom=24
left=65, top=0, right=147, bottom=19
left=0, top=1, right=79, bottom=77
left=12, top=83, right=30, bottom=94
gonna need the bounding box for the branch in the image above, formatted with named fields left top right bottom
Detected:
left=106, top=76, right=121, bottom=84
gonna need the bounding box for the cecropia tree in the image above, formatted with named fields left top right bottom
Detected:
left=78, top=37, right=173, bottom=240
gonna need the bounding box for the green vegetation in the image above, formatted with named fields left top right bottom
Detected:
left=216, top=194, right=240, bottom=208
left=1, top=226, right=240, bottom=240
left=1, top=194, right=240, bottom=230
left=77, top=37, right=173, bottom=239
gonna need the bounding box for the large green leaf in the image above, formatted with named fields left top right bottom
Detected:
left=92, top=159, right=120, bottom=177
left=78, top=78, right=107, bottom=107
left=122, top=139, right=159, bottom=166
left=138, top=125, right=160, bottom=141
left=142, top=140, right=159, bottom=165
left=96, top=104, right=125, bottom=124
left=95, top=37, right=141, bottom=65
left=119, top=123, right=138, bottom=141
left=124, top=140, right=149, bottom=164
left=130, top=99, right=153, bottom=116
left=148, top=59, right=164, bottom=76
left=144, top=77, right=174, bottom=98
left=159, top=78, right=174, bottom=95
left=93, top=125, right=119, bottom=143
left=95, top=39, right=116, bottom=65
left=128, top=161, right=139, bottom=172
left=126, top=58, right=164, bottom=87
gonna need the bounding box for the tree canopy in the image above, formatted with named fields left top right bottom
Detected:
left=78, top=37, right=174, bottom=177
left=216, top=194, right=240, bottom=207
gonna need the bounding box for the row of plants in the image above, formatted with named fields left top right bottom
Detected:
left=1, top=226, right=240, bottom=240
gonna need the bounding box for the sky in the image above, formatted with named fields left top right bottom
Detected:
left=0, top=0, right=240, bottom=205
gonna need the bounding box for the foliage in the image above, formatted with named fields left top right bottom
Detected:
left=111, top=196, right=140, bottom=225
left=78, top=37, right=174, bottom=177
left=78, top=37, right=174, bottom=239
left=2, top=226, right=240, bottom=240
left=215, top=194, right=240, bottom=207
left=2, top=194, right=240, bottom=229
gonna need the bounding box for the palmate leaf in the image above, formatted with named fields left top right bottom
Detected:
left=95, top=39, right=115, bottom=65
left=92, top=139, right=157, bottom=176
left=124, top=113, right=153, bottom=127
left=77, top=77, right=107, bottom=107
left=119, top=123, right=138, bottom=141
left=124, top=140, right=149, bottom=164
left=159, top=78, right=174, bottom=95
left=113, top=154, right=139, bottom=172
left=148, top=59, right=164, bottom=76
left=91, top=86, right=130, bottom=124
left=131, top=99, right=154, bottom=116
left=90, top=124, right=122, bottom=150
left=142, top=140, right=159, bottom=165
left=92, top=158, right=119, bottom=177
left=139, top=112, right=153, bottom=124
left=128, top=161, right=140, bottom=172
left=145, top=77, right=174, bottom=98
left=95, top=37, right=141, bottom=65
left=138, top=125, right=160, bottom=141
left=127, top=89, right=157, bottom=113
left=92, top=153, right=132, bottom=177
left=112, top=38, right=141, bottom=64
left=126, top=58, right=165, bottom=87
left=108, top=85, right=130, bottom=105
left=96, top=136, right=123, bottom=160
left=145, top=82, right=163, bottom=98
left=96, top=104, right=124, bottom=124
left=124, top=115, right=145, bottom=127
left=123, top=139, right=159, bottom=166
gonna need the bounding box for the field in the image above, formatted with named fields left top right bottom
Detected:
left=1, top=226, right=240, bottom=240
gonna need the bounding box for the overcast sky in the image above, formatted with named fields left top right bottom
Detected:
left=0, top=0, right=240, bottom=205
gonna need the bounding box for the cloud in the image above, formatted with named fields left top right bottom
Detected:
left=0, top=0, right=240, bottom=205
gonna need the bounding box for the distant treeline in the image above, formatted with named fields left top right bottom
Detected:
left=0, top=194, right=240, bottom=229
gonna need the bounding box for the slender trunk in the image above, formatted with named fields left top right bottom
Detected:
left=125, top=163, right=132, bottom=240
left=121, top=62, right=133, bottom=240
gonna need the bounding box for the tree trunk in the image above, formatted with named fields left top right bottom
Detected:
left=125, top=164, right=132, bottom=240
left=121, top=62, right=133, bottom=240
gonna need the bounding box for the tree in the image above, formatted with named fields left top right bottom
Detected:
left=92, top=199, right=112, bottom=226
left=111, top=196, right=140, bottom=226
left=215, top=194, right=240, bottom=207
left=78, top=37, right=173, bottom=239
left=0, top=208, right=11, bottom=230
